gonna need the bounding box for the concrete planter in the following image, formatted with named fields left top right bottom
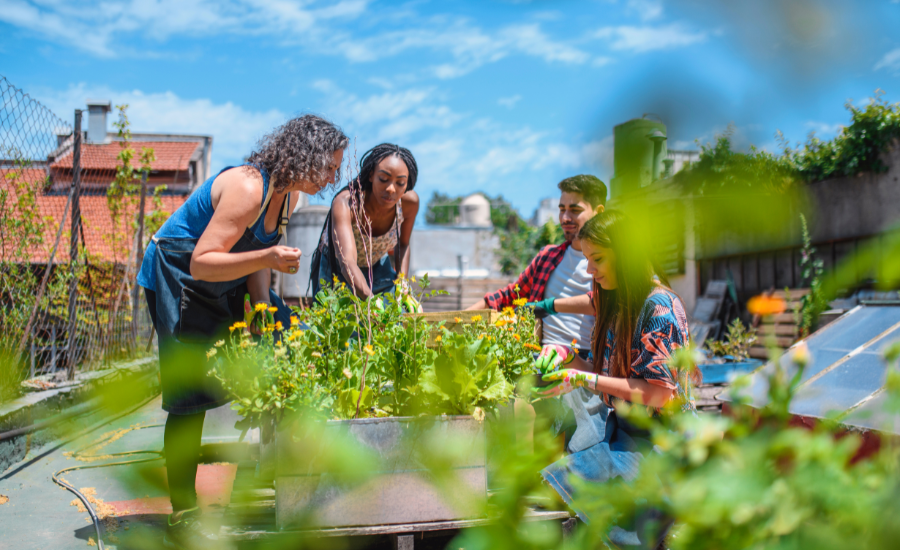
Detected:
left=257, top=417, right=278, bottom=481
left=275, top=415, right=486, bottom=530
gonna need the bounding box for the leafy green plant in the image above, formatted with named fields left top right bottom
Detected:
left=706, top=318, right=757, bottom=361
left=790, top=90, right=900, bottom=182
left=210, top=275, right=540, bottom=426
left=422, top=329, right=512, bottom=416
left=798, top=214, right=828, bottom=337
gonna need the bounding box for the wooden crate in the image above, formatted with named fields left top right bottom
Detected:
left=749, top=288, right=808, bottom=359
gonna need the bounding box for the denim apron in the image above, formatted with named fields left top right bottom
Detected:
left=152, top=180, right=293, bottom=415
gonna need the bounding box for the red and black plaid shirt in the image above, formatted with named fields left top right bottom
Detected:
left=484, top=241, right=571, bottom=310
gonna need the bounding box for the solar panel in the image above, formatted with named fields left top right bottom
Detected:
left=721, top=304, right=900, bottom=435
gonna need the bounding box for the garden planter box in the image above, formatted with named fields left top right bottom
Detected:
left=275, top=415, right=487, bottom=530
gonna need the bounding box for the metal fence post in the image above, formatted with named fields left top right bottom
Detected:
left=132, top=170, right=148, bottom=340
left=66, top=110, right=82, bottom=380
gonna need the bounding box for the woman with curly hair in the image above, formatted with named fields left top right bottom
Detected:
left=532, top=209, right=697, bottom=548
left=136, top=114, right=348, bottom=549
left=311, top=143, right=419, bottom=298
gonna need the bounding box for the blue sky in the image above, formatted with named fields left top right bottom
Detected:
left=1, top=0, right=899, bottom=218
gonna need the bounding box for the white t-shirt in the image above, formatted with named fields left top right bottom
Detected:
left=541, top=246, right=595, bottom=348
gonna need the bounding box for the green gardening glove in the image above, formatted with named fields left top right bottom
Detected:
left=525, top=297, right=556, bottom=319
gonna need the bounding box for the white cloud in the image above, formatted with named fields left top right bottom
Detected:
left=626, top=0, right=664, bottom=22
left=35, top=83, right=287, bottom=171
left=805, top=121, right=844, bottom=137
left=0, top=0, right=369, bottom=57
left=594, top=23, right=707, bottom=52
left=498, top=95, right=522, bottom=109
left=0, top=1, right=594, bottom=80
left=874, top=48, right=900, bottom=74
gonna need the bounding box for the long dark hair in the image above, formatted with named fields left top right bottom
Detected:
left=579, top=210, right=671, bottom=379
left=353, top=143, right=418, bottom=195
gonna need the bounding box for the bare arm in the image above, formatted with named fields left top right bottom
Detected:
left=246, top=268, right=271, bottom=305
left=564, top=355, right=675, bottom=408
left=190, top=168, right=302, bottom=282
left=331, top=194, right=375, bottom=298
left=553, top=293, right=595, bottom=315
left=396, top=191, right=419, bottom=277
left=466, top=299, right=488, bottom=310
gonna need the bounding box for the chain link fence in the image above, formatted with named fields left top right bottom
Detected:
left=0, top=75, right=154, bottom=394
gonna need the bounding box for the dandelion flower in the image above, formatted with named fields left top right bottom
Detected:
left=363, top=344, right=375, bottom=356
left=471, top=315, right=482, bottom=322
left=495, top=319, right=507, bottom=328
left=268, top=306, right=278, bottom=313
left=255, top=303, right=268, bottom=312
left=291, top=316, right=299, bottom=325
left=513, top=334, right=521, bottom=341
left=275, top=321, right=283, bottom=331
left=344, top=341, right=350, bottom=348
left=233, top=321, right=247, bottom=329
left=513, top=298, right=527, bottom=307
left=435, top=335, right=442, bottom=342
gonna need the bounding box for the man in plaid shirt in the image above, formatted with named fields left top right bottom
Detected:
left=468, top=175, right=606, bottom=350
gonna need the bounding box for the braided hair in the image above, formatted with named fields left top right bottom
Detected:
left=353, top=143, right=418, bottom=195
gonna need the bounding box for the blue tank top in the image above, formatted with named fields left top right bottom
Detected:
left=137, top=164, right=287, bottom=291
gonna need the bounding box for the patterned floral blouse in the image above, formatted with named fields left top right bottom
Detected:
left=599, top=285, right=695, bottom=411
left=350, top=199, right=404, bottom=267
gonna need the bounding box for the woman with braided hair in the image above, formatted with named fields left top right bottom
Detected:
left=311, top=143, right=420, bottom=298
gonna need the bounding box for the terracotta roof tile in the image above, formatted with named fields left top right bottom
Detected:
left=52, top=141, right=200, bottom=172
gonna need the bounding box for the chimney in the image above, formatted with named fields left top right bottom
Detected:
left=85, top=100, right=112, bottom=143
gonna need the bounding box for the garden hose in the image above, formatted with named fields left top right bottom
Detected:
left=38, top=390, right=165, bottom=550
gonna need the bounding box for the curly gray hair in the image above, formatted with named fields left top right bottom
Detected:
left=246, top=114, right=349, bottom=192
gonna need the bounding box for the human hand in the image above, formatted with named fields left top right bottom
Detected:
left=533, top=344, right=575, bottom=374
left=525, top=297, right=556, bottom=319
left=533, top=369, right=598, bottom=398
left=268, top=245, right=302, bottom=274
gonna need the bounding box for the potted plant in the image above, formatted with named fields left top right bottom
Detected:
left=700, top=318, right=763, bottom=385
left=208, top=275, right=541, bottom=528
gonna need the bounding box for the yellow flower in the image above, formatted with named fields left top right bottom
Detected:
left=513, top=298, right=527, bottom=307
left=495, top=319, right=507, bottom=328
left=275, top=340, right=282, bottom=347
left=291, top=316, right=299, bottom=325
left=344, top=341, right=350, bottom=347
left=229, top=325, right=236, bottom=332
left=513, top=333, right=521, bottom=341
left=454, top=317, right=462, bottom=323
left=524, top=343, right=541, bottom=352
left=215, top=340, right=225, bottom=347
left=363, top=344, right=375, bottom=357
left=275, top=321, right=283, bottom=331
left=435, top=335, right=442, bottom=342
left=478, top=333, right=486, bottom=339
left=410, top=276, right=416, bottom=283
left=266, top=323, right=275, bottom=332
left=268, top=306, right=278, bottom=313
left=471, top=315, right=482, bottom=322
left=502, top=306, right=514, bottom=315
left=254, top=302, right=268, bottom=312
left=232, top=321, right=247, bottom=330
left=206, top=348, right=217, bottom=359
left=571, top=339, right=578, bottom=347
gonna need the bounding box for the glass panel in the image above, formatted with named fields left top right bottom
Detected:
left=843, top=392, right=900, bottom=435
left=804, top=306, right=900, bottom=356
left=790, top=351, right=887, bottom=418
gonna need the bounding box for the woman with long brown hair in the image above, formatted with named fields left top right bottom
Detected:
left=532, top=209, right=696, bottom=547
